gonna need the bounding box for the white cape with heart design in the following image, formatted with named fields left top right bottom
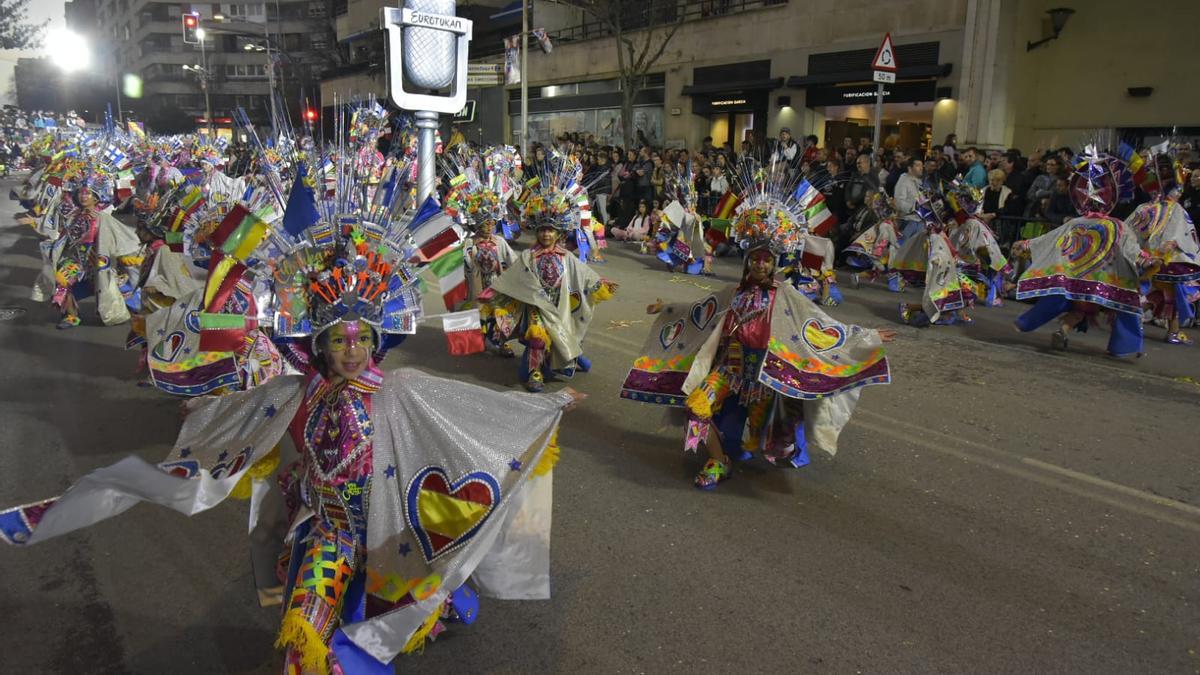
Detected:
left=621, top=283, right=891, bottom=455
left=0, top=368, right=569, bottom=668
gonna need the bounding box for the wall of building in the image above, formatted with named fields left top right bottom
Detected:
left=522, top=0, right=968, bottom=149
left=1008, top=0, right=1200, bottom=151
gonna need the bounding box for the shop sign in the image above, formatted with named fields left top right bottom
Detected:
left=805, top=81, right=936, bottom=107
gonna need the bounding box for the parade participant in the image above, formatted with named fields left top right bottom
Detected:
left=1012, top=147, right=1149, bottom=356
left=620, top=186, right=894, bottom=490
left=893, top=191, right=973, bottom=326
left=1124, top=151, right=1200, bottom=344
left=2, top=162, right=583, bottom=675
left=845, top=190, right=905, bottom=291
left=946, top=183, right=1010, bottom=307
left=443, top=149, right=520, bottom=355
left=654, top=165, right=712, bottom=275
left=487, top=170, right=618, bottom=392
left=38, top=168, right=144, bottom=329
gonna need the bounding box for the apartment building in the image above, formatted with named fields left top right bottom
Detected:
left=75, top=0, right=336, bottom=133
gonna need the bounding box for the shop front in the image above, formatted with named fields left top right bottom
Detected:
left=788, top=41, right=953, bottom=154
left=682, top=60, right=782, bottom=150
left=507, top=75, right=665, bottom=148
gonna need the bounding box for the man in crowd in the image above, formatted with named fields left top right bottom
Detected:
left=963, top=147, right=987, bottom=188
left=885, top=149, right=908, bottom=196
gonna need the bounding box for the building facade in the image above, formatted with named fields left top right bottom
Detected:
left=78, top=0, right=334, bottom=133
left=513, top=0, right=1198, bottom=152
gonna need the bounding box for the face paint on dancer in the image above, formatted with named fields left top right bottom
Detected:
left=537, top=226, right=558, bottom=248
left=321, top=320, right=374, bottom=382
left=744, top=248, right=775, bottom=286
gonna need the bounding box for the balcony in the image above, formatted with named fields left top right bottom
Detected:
left=543, top=0, right=787, bottom=46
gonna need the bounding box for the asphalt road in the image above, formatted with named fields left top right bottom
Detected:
left=1, top=174, right=1198, bottom=674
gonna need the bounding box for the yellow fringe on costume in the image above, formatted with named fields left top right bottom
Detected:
left=685, top=387, right=712, bottom=420
left=117, top=254, right=144, bottom=267
left=533, top=429, right=560, bottom=477
left=590, top=283, right=614, bottom=303
left=400, top=607, right=443, bottom=654
left=275, top=608, right=331, bottom=674
left=229, top=446, right=281, bottom=500
left=524, top=322, right=551, bottom=346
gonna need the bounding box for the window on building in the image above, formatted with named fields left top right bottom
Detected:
left=224, top=3, right=267, bottom=20
left=224, top=64, right=266, bottom=79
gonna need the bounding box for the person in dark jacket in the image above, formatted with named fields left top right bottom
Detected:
left=584, top=153, right=613, bottom=229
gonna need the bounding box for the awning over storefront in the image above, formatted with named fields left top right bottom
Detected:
left=787, top=41, right=953, bottom=104
left=805, top=81, right=953, bottom=107
left=681, top=77, right=784, bottom=96
left=786, top=64, right=951, bottom=88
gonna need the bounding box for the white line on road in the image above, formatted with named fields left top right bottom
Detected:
left=854, top=408, right=1200, bottom=532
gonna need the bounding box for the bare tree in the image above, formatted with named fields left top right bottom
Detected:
left=555, top=0, right=682, bottom=148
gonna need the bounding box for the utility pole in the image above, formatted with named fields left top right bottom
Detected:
left=200, top=31, right=213, bottom=135
left=520, top=0, right=528, bottom=160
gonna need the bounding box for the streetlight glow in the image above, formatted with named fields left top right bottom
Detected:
left=195, top=27, right=206, bottom=40
left=48, top=29, right=91, bottom=73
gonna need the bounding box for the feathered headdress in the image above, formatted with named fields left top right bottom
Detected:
left=520, top=150, right=589, bottom=234
left=442, top=145, right=521, bottom=232
left=729, top=158, right=807, bottom=254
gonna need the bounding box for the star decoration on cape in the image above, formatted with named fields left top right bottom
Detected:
left=264, top=405, right=276, bottom=418
left=179, top=447, right=191, bottom=457
left=384, top=464, right=396, bottom=479
left=791, top=334, right=800, bottom=343
left=217, top=450, right=228, bottom=461
left=398, top=542, right=412, bottom=557
left=508, top=458, right=522, bottom=471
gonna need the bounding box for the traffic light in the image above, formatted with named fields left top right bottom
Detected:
left=304, top=108, right=318, bottom=122
left=182, top=14, right=199, bottom=44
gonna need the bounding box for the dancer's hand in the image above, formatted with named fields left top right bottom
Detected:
left=646, top=299, right=664, bottom=314
left=562, top=387, right=587, bottom=411
left=877, top=328, right=898, bottom=342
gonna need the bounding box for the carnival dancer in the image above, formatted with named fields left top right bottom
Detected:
left=487, top=159, right=618, bottom=392
left=655, top=166, right=713, bottom=275
left=442, top=150, right=520, bottom=355
left=1124, top=150, right=1200, bottom=344
left=946, top=183, right=1010, bottom=308
left=621, top=184, right=895, bottom=490
left=1, top=165, right=583, bottom=675
left=844, top=190, right=905, bottom=291
left=1012, top=147, right=1150, bottom=356
left=893, top=192, right=974, bottom=326
left=38, top=169, right=143, bottom=329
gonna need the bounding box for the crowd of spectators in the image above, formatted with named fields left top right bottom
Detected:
left=521, top=128, right=1199, bottom=264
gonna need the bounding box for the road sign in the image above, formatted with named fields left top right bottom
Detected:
left=453, top=100, right=477, bottom=123
left=872, top=33, right=898, bottom=72
left=873, top=70, right=896, bottom=84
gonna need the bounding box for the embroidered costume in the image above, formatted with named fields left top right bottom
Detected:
left=622, top=178, right=892, bottom=490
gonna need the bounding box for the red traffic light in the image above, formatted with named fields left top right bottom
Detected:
left=184, top=15, right=197, bottom=26
left=304, top=109, right=318, bottom=122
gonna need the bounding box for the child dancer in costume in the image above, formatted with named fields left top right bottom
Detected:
left=2, top=160, right=582, bottom=675
left=487, top=157, right=618, bottom=392
left=41, top=171, right=144, bottom=329
left=894, top=192, right=974, bottom=327
left=946, top=183, right=1010, bottom=308
left=443, top=150, right=520, bottom=355
left=1125, top=151, right=1200, bottom=345
left=845, top=191, right=905, bottom=291
left=1012, top=147, right=1149, bottom=356
left=655, top=165, right=713, bottom=275
left=621, top=190, right=895, bottom=490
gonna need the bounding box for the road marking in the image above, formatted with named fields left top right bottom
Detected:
left=854, top=408, right=1200, bottom=532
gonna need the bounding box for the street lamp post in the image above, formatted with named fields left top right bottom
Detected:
left=197, top=28, right=213, bottom=135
